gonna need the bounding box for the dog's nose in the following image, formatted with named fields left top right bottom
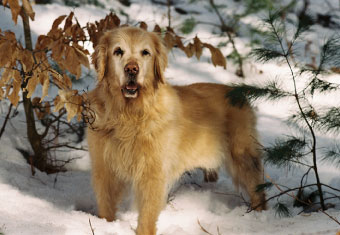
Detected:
left=124, top=62, right=139, bottom=75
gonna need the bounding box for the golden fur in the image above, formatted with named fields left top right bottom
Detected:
left=87, top=27, right=266, bottom=235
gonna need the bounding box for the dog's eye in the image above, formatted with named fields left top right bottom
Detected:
left=141, top=49, right=150, bottom=56
left=114, top=47, right=124, bottom=56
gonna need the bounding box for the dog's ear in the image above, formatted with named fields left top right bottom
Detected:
left=151, top=33, right=168, bottom=84
left=91, top=39, right=108, bottom=82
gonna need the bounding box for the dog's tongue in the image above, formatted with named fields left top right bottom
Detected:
left=126, top=82, right=138, bottom=90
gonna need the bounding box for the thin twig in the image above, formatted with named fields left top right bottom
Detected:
left=208, top=0, right=244, bottom=77
left=167, top=0, right=171, bottom=28
left=0, top=103, right=13, bottom=140
left=197, top=219, right=214, bottom=235
left=267, top=175, right=340, bottom=226
left=46, top=144, right=88, bottom=151
left=322, top=184, right=340, bottom=193
left=248, top=183, right=318, bottom=212
left=41, top=109, right=67, bottom=139
left=269, top=18, right=326, bottom=210
left=89, top=218, right=95, bottom=235
left=300, top=167, right=312, bottom=191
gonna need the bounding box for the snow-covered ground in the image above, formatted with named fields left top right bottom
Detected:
left=0, top=0, right=340, bottom=234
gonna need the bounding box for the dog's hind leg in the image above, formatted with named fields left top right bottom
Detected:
left=224, top=136, right=266, bottom=211
left=134, top=172, right=166, bottom=235
left=92, top=170, right=126, bottom=221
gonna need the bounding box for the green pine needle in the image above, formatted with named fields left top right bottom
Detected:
left=318, top=107, right=340, bottom=133
left=180, top=18, right=196, bottom=35
left=316, top=36, right=340, bottom=73
left=264, top=136, right=307, bottom=168
left=251, top=48, right=284, bottom=62
left=289, top=11, right=315, bottom=42
left=309, top=78, right=340, bottom=95
left=323, top=145, right=340, bottom=168
left=256, top=182, right=273, bottom=192
left=226, top=81, right=292, bottom=107
left=274, top=202, right=291, bottom=217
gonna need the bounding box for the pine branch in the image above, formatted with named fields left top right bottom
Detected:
left=226, top=81, right=292, bottom=107
left=249, top=183, right=318, bottom=212
left=322, top=145, right=340, bottom=168
left=264, top=136, right=308, bottom=168
left=309, top=78, right=340, bottom=95
left=251, top=48, right=284, bottom=62
left=256, top=182, right=273, bottom=192
left=267, top=11, right=326, bottom=210
left=288, top=105, right=319, bottom=129
left=269, top=176, right=340, bottom=225
left=301, top=37, right=340, bottom=95
left=274, top=202, right=291, bottom=217
left=267, top=175, right=340, bottom=225
left=317, top=107, right=340, bottom=133
left=318, top=36, right=340, bottom=71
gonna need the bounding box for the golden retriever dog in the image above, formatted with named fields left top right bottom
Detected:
left=87, top=26, right=266, bottom=235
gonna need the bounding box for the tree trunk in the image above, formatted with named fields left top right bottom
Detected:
left=21, top=7, right=48, bottom=173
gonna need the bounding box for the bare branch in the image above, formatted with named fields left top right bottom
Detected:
left=46, top=144, right=88, bottom=151
left=167, top=0, right=171, bottom=28
left=266, top=175, right=340, bottom=226
left=89, top=218, right=95, bottom=235
left=0, top=103, right=13, bottom=139
left=197, top=219, right=214, bottom=235
left=248, top=183, right=318, bottom=212
left=208, top=0, right=244, bottom=77
left=41, top=109, right=67, bottom=139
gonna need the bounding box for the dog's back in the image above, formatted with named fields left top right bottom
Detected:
left=172, top=83, right=263, bottom=192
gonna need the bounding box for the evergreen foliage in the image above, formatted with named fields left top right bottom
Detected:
left=226, top=81, right=291, bottom=107
left=227, top=3, right=340, bottom=216
left=63, top=0, right=104, bottom=8
left=274, top=202, right=291, bottom=217
left=180, top=17, right=196, bottom=34
left=323, top=146, right=340, bottom=168
left=255, top=182, right=273, bottom=192
left=318, top=107, right=340, bottom=133
left=263, top=136, right=307, bottom=169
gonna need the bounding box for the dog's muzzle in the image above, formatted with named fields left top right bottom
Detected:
left=122, top=62, right=139, bottom=98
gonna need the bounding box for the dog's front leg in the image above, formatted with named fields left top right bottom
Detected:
left=92, top=170, right=126, bottom=222
left=135, top=174, right=166, bottom=235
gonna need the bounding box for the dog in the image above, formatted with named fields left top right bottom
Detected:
left=87, top=26, right=266, bottom=235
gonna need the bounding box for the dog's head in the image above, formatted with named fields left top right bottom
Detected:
left=92, top=27, right=168, bottom=99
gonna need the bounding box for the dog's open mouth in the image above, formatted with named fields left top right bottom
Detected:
left=122, top=80, right=139, bottom=98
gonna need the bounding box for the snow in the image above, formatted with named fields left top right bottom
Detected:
left=0, top=0, right=340, bottom=234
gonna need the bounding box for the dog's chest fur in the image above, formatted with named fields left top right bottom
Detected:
left=93, top=88, right=178, bottom=181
